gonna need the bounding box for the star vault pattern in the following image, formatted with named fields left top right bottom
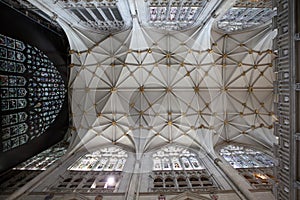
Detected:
left=68, top=19, right=277, bottom=155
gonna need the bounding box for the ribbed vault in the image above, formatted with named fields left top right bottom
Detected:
left=24, top=0, right=277, bottom=157
left=67, top=19, right=276, bottom=155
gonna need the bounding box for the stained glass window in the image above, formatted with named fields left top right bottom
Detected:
left=14, top=143, right=67, bottom=170
left=0, top=142, right=67, bottom=193
left=147, top=0, right=208, bottom=30
left=217, top=0, right=276, bottom=32
left=151, top=146, right=215, bottom=191
left=219, top=145, right=275, bottom=169
left=0, top=34, right=66, bottom=152
left=219, top=144, right=277, bottom=189
left=152, top=146, right=204, bottom=171
left=69, top=147, right=127, bottom=171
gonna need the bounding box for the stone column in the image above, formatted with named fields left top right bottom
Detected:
left=124, top=160, right=140, bottom=200
left=213, top=157, right=257, bottom=200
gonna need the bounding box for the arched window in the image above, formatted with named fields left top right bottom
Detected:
left=0, top=34, right=66, bottom=152
left=148, top=0, right=209, bottom=30
left=151, top=145, right=216, bottom=191
left=189, top=176, right=201, bottom=187
left=217, top=1, right=276, bottom=32
left=152, top=146, right=204, bottom=171
left=69, top=147, right=127, bottom=171
left=177, top=176, right=188, bottom=187
left=219, top=144, right=276, bottom=189
left=14, top=142, right=67, bottom=170
left=165, top=177, right=175, bottom=188
left=153, top=177, right=163, bottom=188
left=219, top=144, right=275, bottom=168
left=50, top=147, right=127, bottom=192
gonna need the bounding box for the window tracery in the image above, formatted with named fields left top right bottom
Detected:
left=41, top=147, right=128, bottom=193
left=152, top=146, right=204, bottom=171
left=69, top=147, right=127, bottom=171
left=238, top=168, right=276, bottom=190
left=0, top=141, right=67, bottom=194
left=14, top=143, right=67, bottom=170
left=217, top=0, right=276, bottom=32
left=219, top=144, right=277, bottom=189
left=219, top=144, right=274, bottom=168
left=52, top=171, right=121, bottom=193
left=151, top=146, right=216, bottom=192
left=58, top=0, right=131, bottom=32
left=147, top=0, right=208, bottom=30
left=0, top=34, right=66, bottom=152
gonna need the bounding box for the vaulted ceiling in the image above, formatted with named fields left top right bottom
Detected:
left=26, top=0, right=277, bottom=156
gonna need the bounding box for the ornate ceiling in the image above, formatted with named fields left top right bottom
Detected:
left=26, top=0, right=277, bottom=157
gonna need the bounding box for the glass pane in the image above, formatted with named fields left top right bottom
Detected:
left=69, top=147, right=127, bottom=171
left=0, top=34, right=66, bottom=152
left=219, top=145, right=275, bottom=168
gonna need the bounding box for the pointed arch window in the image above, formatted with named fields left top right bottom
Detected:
left=219, top=144, right=275, bottom=169
left=50, top=147, right=128, bottom=192
left=219, top=144, right=277, bottom=189
left=151, top=145, right=216, bottom=191
left=217, top=0, right=276, bottom=32
left=14, top=142, right=67, bottom=170
left=152, top=146, right=204, bottom=171
left=69, top=147, right=128, bottom=171
left=147, top=0, right=208, bottom=30
left=0, top=34, right=66, bottom=152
